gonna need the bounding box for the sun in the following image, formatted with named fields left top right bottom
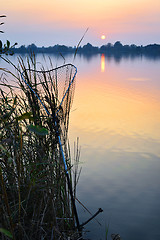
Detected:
left=101, top=35, right=106, bottom=40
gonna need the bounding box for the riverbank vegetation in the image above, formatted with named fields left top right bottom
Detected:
left=0, top=15, right=17, bottom=56
left=0, top=54, right=81, bottom=239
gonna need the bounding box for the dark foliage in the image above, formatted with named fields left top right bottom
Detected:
left=13, top=42, right=160, bottom=58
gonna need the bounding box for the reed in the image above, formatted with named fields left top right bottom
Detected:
left=0, top=53, right=81, bottom=239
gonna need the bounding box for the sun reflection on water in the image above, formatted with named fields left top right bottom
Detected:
left=70, top=55, right=160, bottom=156
left=101, top=54, right=105, bottom=72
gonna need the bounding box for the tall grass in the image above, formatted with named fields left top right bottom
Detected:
left=0, top=54, right=81, bottom=239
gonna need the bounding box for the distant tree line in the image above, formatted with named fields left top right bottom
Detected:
left=13, top=41, right=160, bottom=58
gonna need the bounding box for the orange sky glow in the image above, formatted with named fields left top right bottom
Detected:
left=1, top=0, right=160, bottom=46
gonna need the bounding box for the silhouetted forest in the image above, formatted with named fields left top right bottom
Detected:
left=13, top=41, right=160, bottom=59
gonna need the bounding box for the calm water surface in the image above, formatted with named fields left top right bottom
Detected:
left=1, top=54, right=160, bottom=240
left=70, top=55, right=160, bottom=240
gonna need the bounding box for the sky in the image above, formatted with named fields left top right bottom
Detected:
left=1, top=0, right=160, bottom=47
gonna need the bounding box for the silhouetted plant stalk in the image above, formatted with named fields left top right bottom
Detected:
left=0, top=54, right=81, bottom=239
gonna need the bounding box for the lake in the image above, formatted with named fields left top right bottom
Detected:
left=1, top=53, right=160, bottom=240
left=69, top=54, right=160, bottom=240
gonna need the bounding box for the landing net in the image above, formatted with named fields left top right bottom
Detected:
left=21, top=63, right=77, bottom=137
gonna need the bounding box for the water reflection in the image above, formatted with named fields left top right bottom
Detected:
left=101, top=54, right=105, bottom=72
left=68, top=55, right=160, bottom=240
left=70, top=56, right=160, bottom=149
left=1, top=53, right=160, bottom=240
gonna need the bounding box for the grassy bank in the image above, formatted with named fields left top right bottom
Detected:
left=0, top=54, right=81, bottom=239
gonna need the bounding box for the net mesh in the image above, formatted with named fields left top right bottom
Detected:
left=21, top=63, right=77, bottom=139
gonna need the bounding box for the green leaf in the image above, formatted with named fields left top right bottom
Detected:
left=28, top=124, right=48, bottom=136
left=16, top=112, right=34, bottom=121
left=0, top=228, right=13, bottom=239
